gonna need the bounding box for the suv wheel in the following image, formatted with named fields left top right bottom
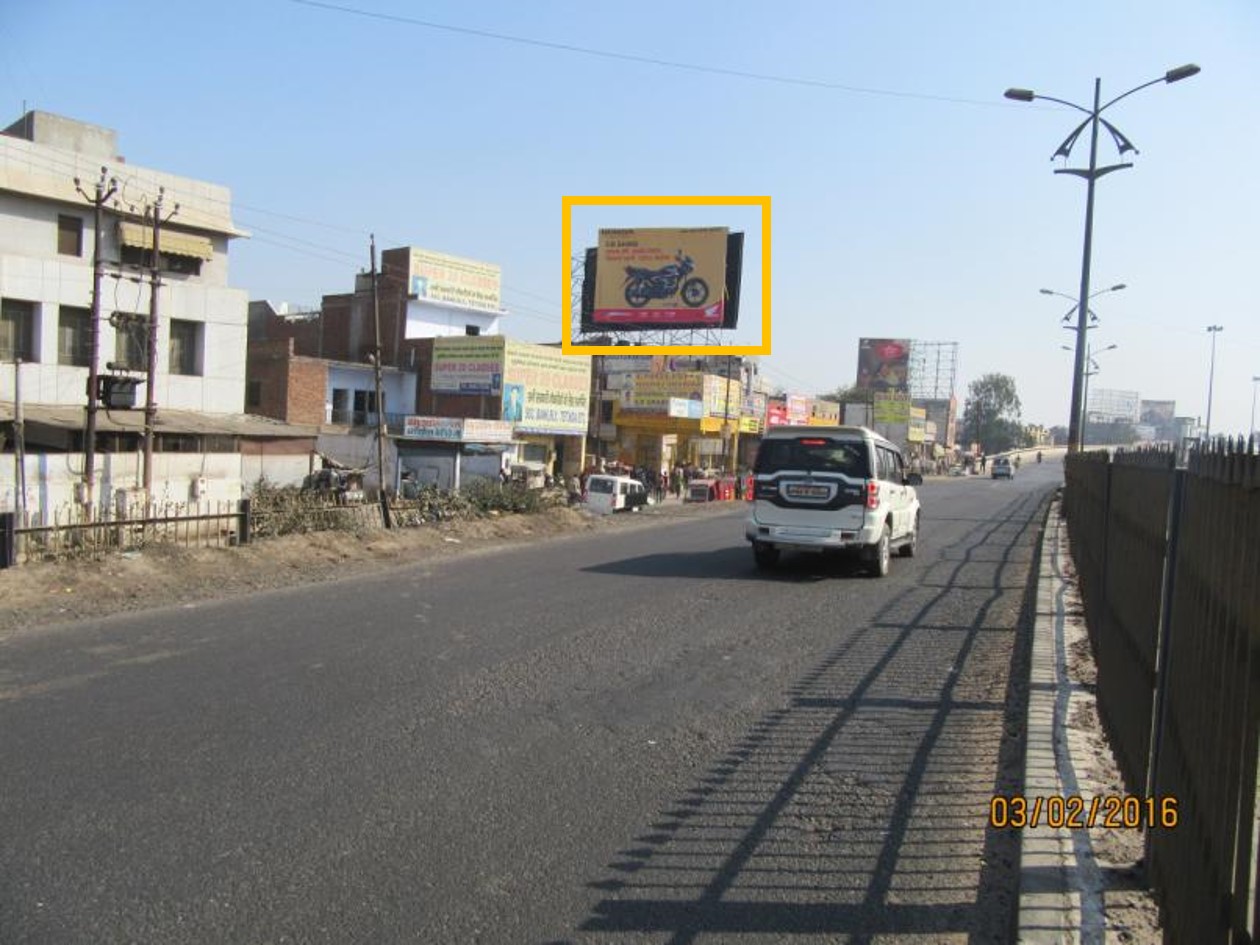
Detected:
left=753, top=542, right=780, bottom=570
left=868, top=526, right=891, bottom=578
left=899, top=513, right=919, bottom=558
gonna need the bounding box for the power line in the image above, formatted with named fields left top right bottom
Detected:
left=287, top=0, right=1011, bottom=109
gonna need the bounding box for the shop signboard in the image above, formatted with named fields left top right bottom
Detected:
left=601, top=355, right=662, bottom=375
left=403, top=416, right=465, bottom=441
left=786, top=394, right=811, bottom=425
left=873, top=391, right=911, bottom=423
left=462, top=418, right=514, bottom=443
left=591, top=227, right=729, bottom=327
left=738, top=416, right=763, bottom=434
left=502, top=340, right=591, bottom=435
left=668, top=397, right=704, bottom=419
left=856, top=338, right=911, bottom=392
left=767, top=403, right=789, bottom=426
left=908, top=406, right=927, bottom=443
left=408, top=247, right=502, bottom=314
left=622, top=371, right=704, bottom=413
left=703, top=373, right=743, bottom=419
left=431, top=336, right=506, bottom=394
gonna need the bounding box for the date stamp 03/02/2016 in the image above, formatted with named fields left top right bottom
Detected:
left=988, top=795, right=1179, bottom=830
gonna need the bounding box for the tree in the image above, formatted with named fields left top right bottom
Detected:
left=961, top=373, right=1023, bottom=453
left=818, top=384, right=860, bottom=404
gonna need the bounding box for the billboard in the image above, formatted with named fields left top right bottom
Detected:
left=402, top=417, right=514, bottom=443
left=431, top=336, right=506, bottom=394
left=502, top=340, right=591, bottom=435
left=408, top=248, right=502, bottom=314
left=873, top=391, right=912, bottom=423
left=580, top=231, right=744, bottom=332
left=856, top=338, right=911, bottom=392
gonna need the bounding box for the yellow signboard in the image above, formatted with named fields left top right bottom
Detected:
left=503, top=340, right=591, bottom=435
left=409, top=247, right=502, bottom=314
left=431, top=336, right=506, bottom=394
left=592, top=227, right=728, bottom=327
left=873, top=391, right=912, bottom=423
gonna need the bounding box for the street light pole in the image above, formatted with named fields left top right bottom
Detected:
left=1205, top=325, right=1223, bottom=439
left=1006, top=64, right=1199, bottom=454
left=1251, top=375, right=1260, bottom=446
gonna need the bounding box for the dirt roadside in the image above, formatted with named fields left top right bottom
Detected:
left=0, top=502, right=729, bottom=641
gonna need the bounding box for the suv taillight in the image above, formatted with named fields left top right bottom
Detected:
left=865, top=479, right=880, bottom=509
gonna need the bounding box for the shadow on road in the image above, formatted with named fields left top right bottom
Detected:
left=553, top=489, right=1049, bottom=944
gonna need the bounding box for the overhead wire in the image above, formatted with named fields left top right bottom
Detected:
left=287, top=0, right=1014, bottom=109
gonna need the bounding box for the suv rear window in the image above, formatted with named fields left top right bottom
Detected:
left=754, top=438, right=872, bottom=478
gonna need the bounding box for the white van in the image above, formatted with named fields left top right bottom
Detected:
left=584, top=475, right=651, bottom=514
left=745, top=426, right=922, bottom=576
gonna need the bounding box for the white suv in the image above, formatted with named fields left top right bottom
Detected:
left=744, top=426, right=922, bottom=577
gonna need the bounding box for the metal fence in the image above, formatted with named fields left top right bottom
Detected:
left=1063, top=439, right=1260, bottom=944
left=1, top=499, right=247, bottom=567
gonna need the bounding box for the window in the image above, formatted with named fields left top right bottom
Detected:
left=754, top=437, right=871, bottom=478
left=113, top=318, right=147, bottom=371
left=168, top=319, right=202, bottom=376
left=58, top=306, right=92, bottom=366
left=465, top=325, right=481, bottom=336
left=599, top=400, right=614, bottom=423
left=246, top=379, right=262, bottom=408
left=58, top=215, right=83, bottom=256
left=119, top=245, right=203, bottom=276
left=0, top=299, right=37, bottom=362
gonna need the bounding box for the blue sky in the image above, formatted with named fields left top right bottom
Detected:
left=5, top=1, right=1259, bottom=434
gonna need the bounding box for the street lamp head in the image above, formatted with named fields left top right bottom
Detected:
left=1004, top=88, right=1035, bottom=102
left=1102, top=344, right=1118, bottom=353
left=1109, top=283, right=1126, bottom=292
left=1165, top=64, right=1201, bottom=84
left=1039, top=288, right=1054, bottom=295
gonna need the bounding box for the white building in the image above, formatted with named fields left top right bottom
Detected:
left=0, top=111, right=248, bottom=411
left=1, top=112, right=313, bottom=515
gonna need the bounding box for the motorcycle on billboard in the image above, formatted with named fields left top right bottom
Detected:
left=623, top=251, right=710, bottom=309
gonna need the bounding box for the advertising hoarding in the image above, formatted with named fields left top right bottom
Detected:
left=502, top=340, right=591, bottom=435
left=908, top=406, right=927, bottom=443
left=431, top=336, right=506, bottom=394
left=402, top=417, right=514, bottom=443
left=873, top=391, right=912, bottom=423
left=786, top=394, right=811, bottom=425
left=856, top=338, right=911, bottom=392
left=408, top=248, right=502, bottom=314
left=580, top=231, right=744, bottom=332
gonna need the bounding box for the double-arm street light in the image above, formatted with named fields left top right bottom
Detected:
left=1061, top=342, right=1118, bottom=446
left=1040, top=283, right=1126, bottom=325
left=1006, top=64, right=1199, bottom=453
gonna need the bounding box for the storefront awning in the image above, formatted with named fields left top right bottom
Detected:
left=118, top=221, right=215, bottom=260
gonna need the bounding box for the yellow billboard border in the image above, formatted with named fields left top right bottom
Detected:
left=561, top=195, right=771, bottom=356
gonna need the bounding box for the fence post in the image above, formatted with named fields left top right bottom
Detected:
left=0, top=511, right=14, bottom=569
left=1145, top=465, right=1185, bottom=870
left=237, top=497, right=251, bottom=546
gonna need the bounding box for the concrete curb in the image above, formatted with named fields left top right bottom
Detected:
left=1018, top=494, right=1112, bottom=943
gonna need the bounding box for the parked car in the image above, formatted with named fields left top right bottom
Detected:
left=991, top=457, right=1015, bottom=480
left=584, top=474, right=651, bottom=514
left=745, top=425, right=922, bottom=577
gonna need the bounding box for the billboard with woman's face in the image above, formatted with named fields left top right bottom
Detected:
left=856, top=338, right=911, bottom=392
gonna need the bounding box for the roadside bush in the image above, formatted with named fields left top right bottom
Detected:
left=249, top=477, right=375, bottom=537
left=461, top=479, right=565, bottom=515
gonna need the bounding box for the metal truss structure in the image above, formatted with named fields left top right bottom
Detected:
left=908, top=340, right=959, bottom=401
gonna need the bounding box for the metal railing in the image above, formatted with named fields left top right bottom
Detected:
left=1063, top=438, right=1260, bottom=943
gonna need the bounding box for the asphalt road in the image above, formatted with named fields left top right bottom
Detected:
left=0, top=463, right=1063, bottom=944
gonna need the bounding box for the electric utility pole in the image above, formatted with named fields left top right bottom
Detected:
left=370, top=235, right=391, bottom=528
left=75, top=168, right=118, bottom=514
left=142, top=189, right=178, bottom=501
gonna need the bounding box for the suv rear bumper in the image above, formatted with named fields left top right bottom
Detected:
left=745, top=519, right=880, bottom=552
